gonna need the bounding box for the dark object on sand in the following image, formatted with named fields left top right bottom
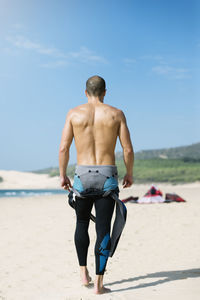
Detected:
left=165, top=193, right=186, bottom=203
left=121, top=186, right=186, bottom=204
left=122, top=196, right=139, bottom=203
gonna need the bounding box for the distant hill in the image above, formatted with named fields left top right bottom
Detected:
left=33, top=142, right=200, bottom=183
left=32, top=167, right=60, bottom=175
left=116, top=142, right=200, bottom=160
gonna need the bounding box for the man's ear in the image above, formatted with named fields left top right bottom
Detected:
left=101, top=90, right=106, bottom=99
left=85, top=90, right=88, bottom=97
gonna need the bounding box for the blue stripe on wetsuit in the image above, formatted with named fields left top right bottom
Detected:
left=73, top=175, right=84, bottom=193
left=99, top=233, right=110, bottom=273
left=103, top=176, right=118, bottom=191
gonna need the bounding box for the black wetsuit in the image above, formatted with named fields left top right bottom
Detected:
left=75, top=194, right=115, bottom=275
left=71, top=165, right=126, bottom=275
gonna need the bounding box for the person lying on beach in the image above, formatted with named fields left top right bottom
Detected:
left=59, top=75, right=134, bottom=294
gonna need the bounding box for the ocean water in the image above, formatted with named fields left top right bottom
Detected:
left=0, top=189, right=68, bottom=198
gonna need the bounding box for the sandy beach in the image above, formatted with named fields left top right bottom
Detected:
left=0, top=171, right=200, bottom=299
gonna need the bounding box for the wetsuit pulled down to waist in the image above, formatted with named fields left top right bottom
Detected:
left=73, top=165, right=118, bottom=196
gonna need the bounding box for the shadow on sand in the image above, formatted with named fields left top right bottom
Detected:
left=106, top=268, right=200, bottom=293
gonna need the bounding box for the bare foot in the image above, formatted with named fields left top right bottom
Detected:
left=80, top=267, right=92, bottom=286
left=94, top=286, right=111, bottom=294
left=94, top=274, right=111, bottom=294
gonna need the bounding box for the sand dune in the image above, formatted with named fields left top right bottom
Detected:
left=0, top=170, right=60, bottom=189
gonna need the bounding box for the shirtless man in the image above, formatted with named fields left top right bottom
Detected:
left=59, top=75, right=134, bottom=294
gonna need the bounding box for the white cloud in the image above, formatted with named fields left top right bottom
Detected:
left=12, top=23, right=25, bottom=30
left=123, top=58, right=137, bottom=64
left=6, top=35, right=107, bottom=67
left=152, top=65, right=190, bottom=79
left=123, top=54, right=165, bottom=67
left=69, top=46, right=107, bottom=64
left=123, top=52, right=190, bottom=80
left=140, top=55, right=164, bottom=61
left=40, top=60, right=69, bottom=68
left=2, top=47, right=19, bottom=56
left=152, top=65, right=172, bottom=74
left=6, top=35, right=65, bottom=58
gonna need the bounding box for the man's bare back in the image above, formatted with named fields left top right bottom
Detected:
left=69, top=102, right=121, bottom=165
left=59, top=80, right=134, bottom=190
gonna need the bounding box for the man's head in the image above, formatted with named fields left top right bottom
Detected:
left=86, top=75, right=106, bottom=99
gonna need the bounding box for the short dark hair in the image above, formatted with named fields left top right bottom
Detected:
left=86, top=75, right=106, bottom=97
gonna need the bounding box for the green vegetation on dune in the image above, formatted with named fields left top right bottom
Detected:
left=32, top=165, right=75, bottom=178
left=132, top=158, right=200, bottom=183
left=48, top=164, right=75, bottom=178
left=116, top=158, right=200, bottom=183
left=32, top=167, right=59, bottom=175
left=0, top=176, right=3, bottom=183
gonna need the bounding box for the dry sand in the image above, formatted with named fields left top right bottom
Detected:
left=0, top=171, right=200, bottom=299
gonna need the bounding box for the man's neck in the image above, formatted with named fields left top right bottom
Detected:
left=87, top=96, right=104, bottom=104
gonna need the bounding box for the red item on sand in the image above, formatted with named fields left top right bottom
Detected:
left=122, top=196, right=139, bottom=203
left=165, top=193, right=186, bottom=202
left=144, top=186, right=163, bottom=197
left=138, top=185, right=165, bottom=203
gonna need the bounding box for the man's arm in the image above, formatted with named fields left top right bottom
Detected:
left=59, top=110, right=74, bottom=190
left=118, top=110, right=134, bottom=188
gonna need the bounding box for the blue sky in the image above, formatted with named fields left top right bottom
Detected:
left=0, top=0, right=199, bottom=171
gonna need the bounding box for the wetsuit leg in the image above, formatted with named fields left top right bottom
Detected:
left=74, top=197, right=93, bottom=266
left=94, top=196, right=115, bottom=275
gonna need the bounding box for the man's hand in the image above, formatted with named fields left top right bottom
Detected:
left=60, top=176, right=72, bottom=191
left=123, top=174, right=133, bottom=188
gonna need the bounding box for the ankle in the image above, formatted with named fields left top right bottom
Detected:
left=95, top=275, right=103, bottom=286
